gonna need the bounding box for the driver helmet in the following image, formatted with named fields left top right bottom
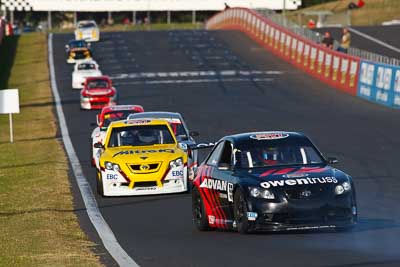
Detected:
left=261, top=147, right=279, bottom=162
left=138, top=129, right=157, bottom=144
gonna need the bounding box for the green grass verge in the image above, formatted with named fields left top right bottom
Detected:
left=51, top=22, right=203, bottom=33
left=0, top=33, right=102, bottom=266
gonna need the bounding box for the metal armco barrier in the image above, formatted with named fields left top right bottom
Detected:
left=358, top=61, right=400, bottom=108
left=206, top=8, right=360, bottom=96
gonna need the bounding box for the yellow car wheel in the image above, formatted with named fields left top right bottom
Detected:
left=97, top=170, right=104, bottom=196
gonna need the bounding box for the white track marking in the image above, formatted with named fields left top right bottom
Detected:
left=349, top=27, right=400, bottom=54
left=48, top=34, right=139, bottom=267
left=114, top=77, right=274, bottom=85
left=109, top=70, right=284, bottom=80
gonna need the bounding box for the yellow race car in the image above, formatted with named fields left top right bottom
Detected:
left=94, top=119, right=188, bottom=196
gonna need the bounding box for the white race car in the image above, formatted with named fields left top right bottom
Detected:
left=75, top=20, right=100, bottom=42
left=72, top=60, right=102, bottom=89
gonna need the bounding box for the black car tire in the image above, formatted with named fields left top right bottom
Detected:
left=192, top=187, right=209, bottom=231
left=97, top=170, right=104, bottom=197
left=234, top=190, right=250, bottom=234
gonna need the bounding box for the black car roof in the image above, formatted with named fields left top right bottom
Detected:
left=224, top=131, right=307, bottom=144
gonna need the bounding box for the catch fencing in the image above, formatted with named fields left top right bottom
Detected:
left=206, top=8, right=399, bottom=108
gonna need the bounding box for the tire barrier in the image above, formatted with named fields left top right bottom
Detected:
left=206, top=8, right=399, bottom=108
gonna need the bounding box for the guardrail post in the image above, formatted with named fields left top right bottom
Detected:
left=10, top=10, right=14, bottom=25
left=48, top=11, right=52, bottom=30
left=192, top=10, right=196, bottom=24
left=73, top=12, right=77, bottom=26
left=132, top=11, right=136, bottom=25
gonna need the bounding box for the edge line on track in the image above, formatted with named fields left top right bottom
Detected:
left=48, top=33, right=139, bottom=267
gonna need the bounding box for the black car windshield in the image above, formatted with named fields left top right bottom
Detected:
left=87, top=80, right=109, bottom=89
left=235, top=137, right=324, bottom=168
left=103, top=111, right=138, bottom=128
left=78, top=63, right=95, bottom=70
left=79, top=23, right=96, bottom=28
left=108, top=125, right=175, bottom=147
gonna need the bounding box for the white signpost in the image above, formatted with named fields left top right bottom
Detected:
left=0, top=89, right=20, bottom=143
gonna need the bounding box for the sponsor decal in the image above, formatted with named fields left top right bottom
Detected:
left=113, top=149, right=175, bottom=157
left=208, top=215, right=216, bottom=225
left=300, top=190, right=312, bottom=197
left=247, top=212, right=258, bottom=221
left=260, top=176, right=338, bottom=188
left=219, top=193, right=228, bottom=199
left=200, top=178, right=234, bottom=202
left=200, top=178, right=228, bottom=191
left=250, top=133, right=289, bottom=140
left=135, top=187, right=157, bottom=191
left=172, top=170, right=184, bottom=177
left=125, top=119, right=151, bottom=125
left=283, top=173, right=308, bottom=178
left=227, top=183, right=234, bottom=203
left=106, top=173, right=118, bottom=180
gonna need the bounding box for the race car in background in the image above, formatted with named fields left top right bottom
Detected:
left=72, top=60, right=102, bottom=89
left=75, top=20, right=100, bottom=42
left=65, top=39, right=90, bottom=54
left=94, top=119, right=188, bottom=196
left=67, top=47, right=92, bottom=64
left=91, top=105, right=145, bottom=167
left=128, top=112, right=199, bottom=179
left=192, top=131, right=357, bottom=234
left=80, top=76, right=117, bottom=110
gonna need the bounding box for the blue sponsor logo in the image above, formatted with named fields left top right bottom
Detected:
left=106, top=173, right=118, bottom=180
left=172, top=170, right=184, bottom=177
left=247, top=212, right=258, bottom=221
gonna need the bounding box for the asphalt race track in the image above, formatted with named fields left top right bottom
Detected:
left=315, top=25, right=400, bottom=60
left=52, top=30, right=400, bottom=267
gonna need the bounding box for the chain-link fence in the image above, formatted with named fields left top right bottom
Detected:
left=255, top=8, right=400, bottom=66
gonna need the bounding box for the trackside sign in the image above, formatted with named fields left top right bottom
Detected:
left=0, top=89, right=19, bottom=143
left=0, top=89, right=19, bottom=114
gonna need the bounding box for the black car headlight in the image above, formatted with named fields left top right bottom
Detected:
left=249, top=187, right=275, bottom=199
left=335, top=181, right=351, bottom=195
left=104, top=161, right=121, bottom=172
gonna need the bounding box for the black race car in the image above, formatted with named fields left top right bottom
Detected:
left=192, top=132, right=357, bottom=234
left=65, top=39, right=90, bottom=54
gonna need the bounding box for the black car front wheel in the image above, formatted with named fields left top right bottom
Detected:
left=234, top=190, right=251, bottom=234
left=192, top=187, right=209, bottom=231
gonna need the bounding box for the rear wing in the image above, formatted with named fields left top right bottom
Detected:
left=188, top=142, right=215, bottom=150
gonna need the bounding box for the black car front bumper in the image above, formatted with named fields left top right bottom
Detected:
left=246, top=193, right=357, bottom=231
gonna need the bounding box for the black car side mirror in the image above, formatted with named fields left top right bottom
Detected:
left=218, top=163, right=231, bottom=171
left=189, top=131, right=199, bottom=137
left=327, top=157, right=339, bottom=164
left=93, top=142, right=104, bottom=149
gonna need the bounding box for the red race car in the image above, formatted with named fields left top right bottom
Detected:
left=80, top=76, right=118, bottom=110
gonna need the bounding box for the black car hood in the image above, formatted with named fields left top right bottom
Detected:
left=235, top=165, right=349, bottom=188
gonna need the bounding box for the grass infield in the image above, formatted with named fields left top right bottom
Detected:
left=0, top=33, right=102, bottom=266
